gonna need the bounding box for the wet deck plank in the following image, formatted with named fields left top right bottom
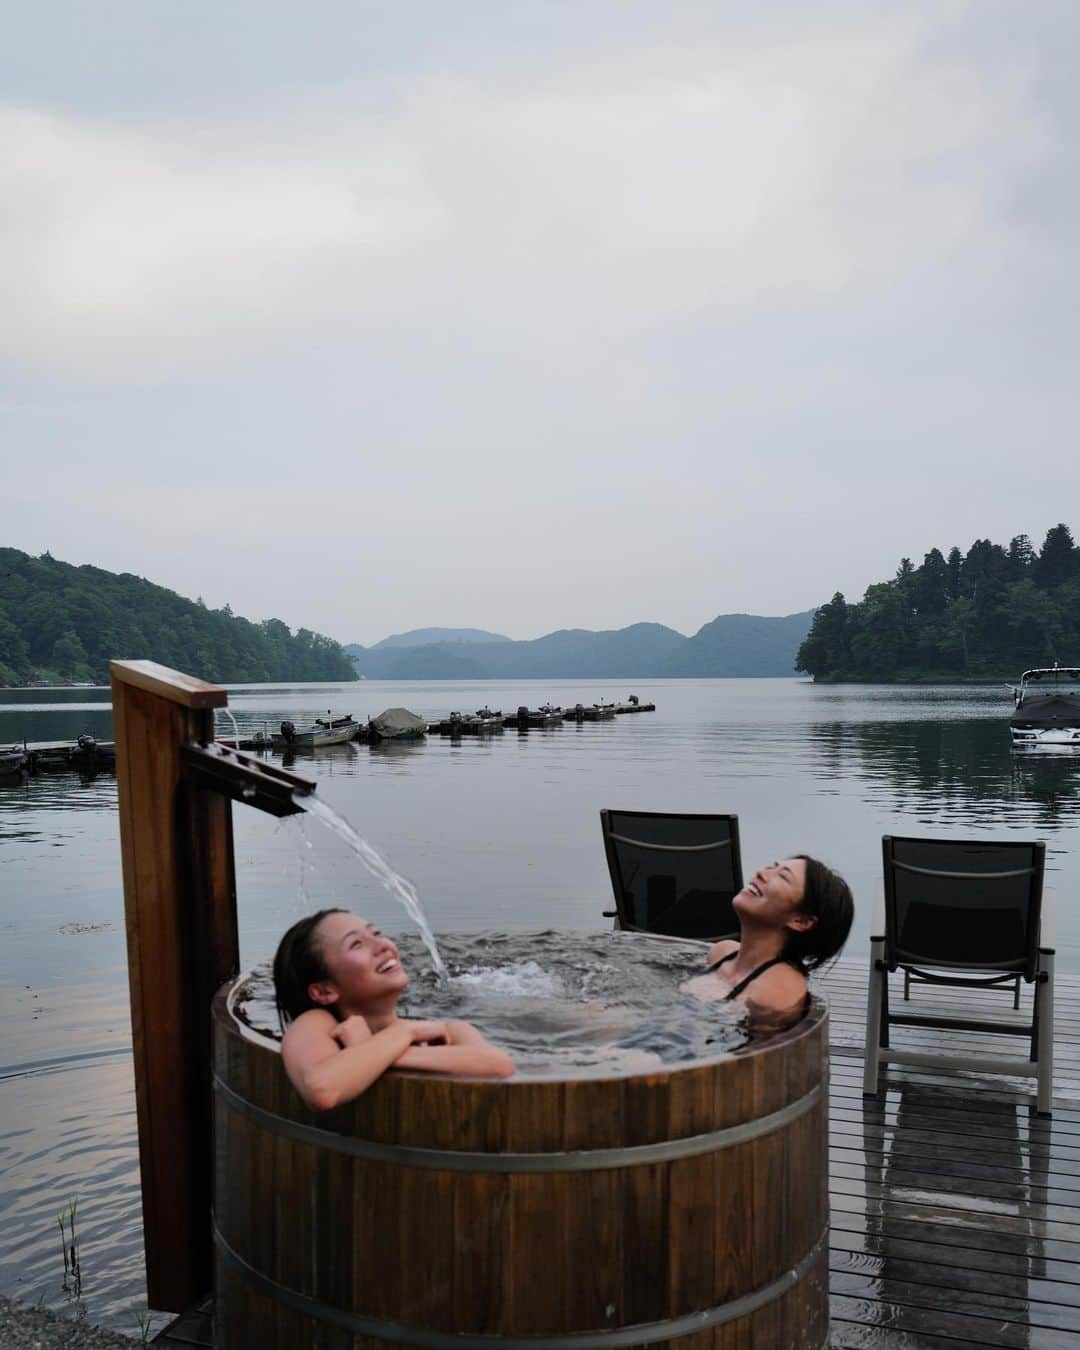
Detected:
left=154, top=954, right=1080, bottom=1347
left=818, top=952, right=1080, bottom=1346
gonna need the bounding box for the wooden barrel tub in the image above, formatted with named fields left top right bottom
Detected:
left=212, top=977, right=830, bottom=1349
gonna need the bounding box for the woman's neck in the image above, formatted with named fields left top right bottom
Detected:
left=731, top=925, right=787, bottom=975
left=341, top=992, right=400, bottom=1032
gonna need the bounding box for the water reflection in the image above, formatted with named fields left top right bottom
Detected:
left=858, top=1079, right=1050, bottom=1348
left=807, top=719, right=1080, bottom=830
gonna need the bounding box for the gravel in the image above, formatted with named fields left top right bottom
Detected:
left=0, top=1299, right=137, bottom=1349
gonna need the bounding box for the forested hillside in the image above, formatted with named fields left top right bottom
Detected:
left=0, top=548, right=357, bottom=686
left=796, top=524, right=1080, bottom=681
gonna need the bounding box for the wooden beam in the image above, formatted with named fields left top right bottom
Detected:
left=111, top=660, right=239, bottom=1312
left=111, top=659, right=228, bottom=710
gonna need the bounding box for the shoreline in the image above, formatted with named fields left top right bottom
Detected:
left=0, top=1297, right=139, bottom=1349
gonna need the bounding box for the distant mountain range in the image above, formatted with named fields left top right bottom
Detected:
left=344, top=613, right=815, bottom=680
left=371, top=627, right=511, bottom=650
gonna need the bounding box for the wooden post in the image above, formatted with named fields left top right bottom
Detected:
left=111, top=660, right=239, bottom=1312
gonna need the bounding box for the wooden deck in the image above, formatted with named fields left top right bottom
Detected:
left=156, top=952, right=1080, bottom=1348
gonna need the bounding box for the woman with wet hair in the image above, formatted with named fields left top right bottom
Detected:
left=273, top=909, right=514, bottom=1112
left=685, top=855, right=854, bottom=1022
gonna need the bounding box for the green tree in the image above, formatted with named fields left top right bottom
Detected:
left=795, top=593, right=850, bottom=676
left=1035, top=523, right=1077, bottom=590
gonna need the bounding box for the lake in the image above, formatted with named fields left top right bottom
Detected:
left=2, top=675, right=1077, bottom=1333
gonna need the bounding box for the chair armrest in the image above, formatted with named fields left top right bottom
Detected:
left=870, top=877, right=886, bottom=940
left=1040, top=886, right=1056, bottom=952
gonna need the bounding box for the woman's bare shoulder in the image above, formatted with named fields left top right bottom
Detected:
left=705, top=938, right=739, bottom=965
left=746, top=962, right=808, bottom=1006
left=281, top=1008, right=338, bottom=1050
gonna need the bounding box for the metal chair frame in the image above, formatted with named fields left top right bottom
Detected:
left=599, top=809, right=742, bottom=941
left=863, top=835, right=1055, bottom=1116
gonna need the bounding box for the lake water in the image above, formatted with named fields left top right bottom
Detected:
left=2, top=676, right=1077, bottom=1334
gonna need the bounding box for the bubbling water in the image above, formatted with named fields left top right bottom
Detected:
left=233, top=930, right=750, bottom=1078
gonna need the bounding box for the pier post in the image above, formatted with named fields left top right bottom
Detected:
left=111, top=660, right=239, bottom=1313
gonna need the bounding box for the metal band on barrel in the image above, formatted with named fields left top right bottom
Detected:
left=213, top=1219, right=828, bottom=1349
left=213, top=1075, right=821, bottom=1173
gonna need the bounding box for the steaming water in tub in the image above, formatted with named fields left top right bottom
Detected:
left=230, top=930, right=752, bottom=1078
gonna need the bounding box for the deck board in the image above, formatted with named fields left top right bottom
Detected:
left=154, top=953, right=1080, bottom=1347
left=818, top=952, right=1080, bottom=1347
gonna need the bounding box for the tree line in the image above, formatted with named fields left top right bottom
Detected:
left=796, top=524, right=1080, bottom=681
left=0, top=548, right=358, bottom=686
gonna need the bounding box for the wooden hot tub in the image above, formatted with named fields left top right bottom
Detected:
left=212, top=972, right=830, bottom=1349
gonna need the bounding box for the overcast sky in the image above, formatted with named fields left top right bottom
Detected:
left=4, top=2, right=1078, bottom=645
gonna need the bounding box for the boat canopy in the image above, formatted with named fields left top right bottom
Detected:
left=1011, top=692, right=1080, bottom=727
left=1018, top=667, right=1080, bottom=683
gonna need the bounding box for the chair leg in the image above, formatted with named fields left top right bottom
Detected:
left=903, top=968, right=910, bottom=1001
left=1014, top=975, right=1021, bottom=1012
left=1036, top=951, right=1055, bottom=1117
left=863, top=938, right=886, bottom=1096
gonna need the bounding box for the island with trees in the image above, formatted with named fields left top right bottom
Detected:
left=0, top=548, right=357, bottom=686
left=796, top=523, right=1080, bottom=682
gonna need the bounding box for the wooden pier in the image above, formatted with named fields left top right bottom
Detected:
left=154, top=950, right=1080, bottom=1347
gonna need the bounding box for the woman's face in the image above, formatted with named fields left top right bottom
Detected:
left=310, top=912, right=409, bottom=1008
left=732, top=858, right=809, bottom=932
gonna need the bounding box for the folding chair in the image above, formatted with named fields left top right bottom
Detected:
left=599, top=809, right=742, bottom=941
left=863, top=835, right=1055, bottom=1115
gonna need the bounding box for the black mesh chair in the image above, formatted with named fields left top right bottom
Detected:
left=863, top=835, right=1055, bottom=1115
left=599, top=810, right=742, bottom=941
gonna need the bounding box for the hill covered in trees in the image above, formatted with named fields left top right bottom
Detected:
left=347, top=612, right=814, bottom=679
left=796, top=524, right=1080, bottom=682
left=0, top=548, right=357, bottom=686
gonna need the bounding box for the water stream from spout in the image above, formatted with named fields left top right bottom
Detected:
left=216, top=708, right=243, bottom=748
left=294, top=791, right=448, bottom=983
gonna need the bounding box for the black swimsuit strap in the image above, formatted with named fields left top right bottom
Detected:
left=724, top=956, right=796, bottom=1001
left=705, top=950, right=739, bottom=974
left=706, top=952, right=806, bottom=1001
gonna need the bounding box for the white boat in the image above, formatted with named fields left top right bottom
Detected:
left=1009, top=666, right=1080, bottom=747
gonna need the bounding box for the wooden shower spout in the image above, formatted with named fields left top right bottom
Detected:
left=180, top=742, right=314, bottom=817
left=110, top=660, right=311, bottom=1313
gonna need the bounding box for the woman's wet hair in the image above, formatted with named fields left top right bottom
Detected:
left=273, top=908, right=346, bottom=1028
left=785, top=855, right=854, bottom=971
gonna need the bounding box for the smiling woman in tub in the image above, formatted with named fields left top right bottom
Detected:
left=684, top=856, right=853, bottom=1023
left=273, top=909, right=514, bottom=1111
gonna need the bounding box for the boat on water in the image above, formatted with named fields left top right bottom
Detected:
left=1009, top=667, right=1080, bottom=747
left=0, top=745, right=27, bottom=780
left=614, top=695, right=656, bottom=714
left=272, top=715, right=362, bottom=750
left=564, top=702, right=617, bottom=721
left=433, top=708, right=504, bottom=735
left=505, top=705, right=564, bottom=728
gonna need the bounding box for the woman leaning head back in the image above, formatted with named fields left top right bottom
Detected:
left=784, top=854, right=854, bottom=970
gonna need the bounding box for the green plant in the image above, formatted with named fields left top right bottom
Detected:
left=57, top=1196, right=81, bottom=1299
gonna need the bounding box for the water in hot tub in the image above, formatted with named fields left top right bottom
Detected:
left=232, top=930, right=750, bottom=1077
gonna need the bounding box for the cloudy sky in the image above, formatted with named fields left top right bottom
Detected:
left=4, top=2, right=1078, bottom=645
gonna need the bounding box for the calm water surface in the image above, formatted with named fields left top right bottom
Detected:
left=1, top=676, right=1077, bottom=1332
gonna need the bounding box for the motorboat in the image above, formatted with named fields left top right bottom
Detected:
left=1009, top=666, right=1080, bottom=747
left=272, top=715, right=362, bottom=750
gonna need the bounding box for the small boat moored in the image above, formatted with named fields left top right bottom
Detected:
left=1010, top=666, right=1080, bottom=747
left=614, top=695, right=656, bottom=714
left=433, top=708, right=504, bottom=735
left=504, top=705, right=564, bottom=729
left=272, top=714, right=362, bottom=749
left=0, top=745, right=27, bottom=780
left=368, top=707, right=428, bottom=741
